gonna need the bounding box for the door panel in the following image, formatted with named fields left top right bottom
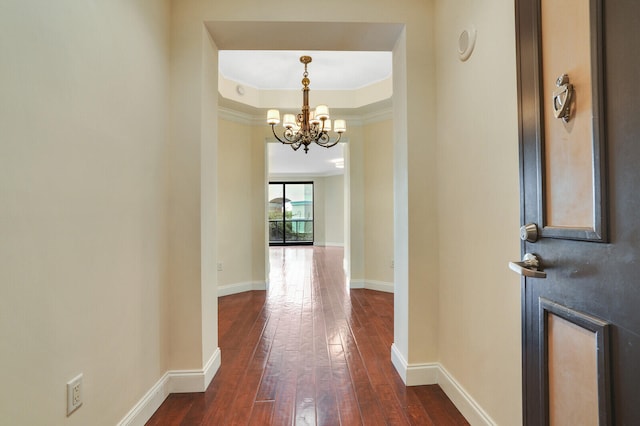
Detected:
left=541, top=0, right=594, bottom=229
left=541, top=298, right=611, bottom=425
left=547, top=313, right=598, bottom=425
left=515, top=0, right=640, bottom=424
left=519, top=0, right=607, bottom=242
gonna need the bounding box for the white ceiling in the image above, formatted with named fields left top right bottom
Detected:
left=218, top=50, right=392, bottom=90
left=268, top=141, right=345, bottom=177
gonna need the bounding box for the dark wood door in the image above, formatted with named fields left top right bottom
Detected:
left=515, top=0, right=640, bottom=424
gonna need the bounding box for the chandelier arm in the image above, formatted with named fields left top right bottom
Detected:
left=315, top=131, right=330, bottom=145
left=271, top=124, right=300, bottom=145
left=315, top=132, right=343, bottom=148
left=283, top=128, right=303, bottom=143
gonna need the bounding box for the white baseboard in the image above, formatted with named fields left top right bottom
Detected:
left=437, top=365, right=496, bottom=426
left=390, top=343, right=438, bottom=385
left=218, top=281, right=266, bottom=297
left=390, top=344, right=495, bottom=426
left=167, top=347, right=221, bottom=393
left=203, top=348, right=221, bottom=388
left=117, top=348, right=221, bottom=426
left=116, top=373, right=170, bottom=426
left=349, top=279, right=394, bottom=293
left=323, top=242, right=344, bottom=247
left=364, top=280, right=394, bottom=293
left=349, top=278, right=365, bottom=289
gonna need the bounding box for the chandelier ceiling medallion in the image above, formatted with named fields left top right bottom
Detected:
left=266, top=56, right=346, bottom=154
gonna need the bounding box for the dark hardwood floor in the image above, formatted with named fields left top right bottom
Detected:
left=147, top=246, right=468, bottom=425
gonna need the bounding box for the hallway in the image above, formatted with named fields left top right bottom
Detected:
left=147, top=246, right=467, bottom=425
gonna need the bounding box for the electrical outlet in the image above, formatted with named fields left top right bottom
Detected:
left=217, top=262, right=223, bottom=271
left=66, top=374, right=83, bottom=415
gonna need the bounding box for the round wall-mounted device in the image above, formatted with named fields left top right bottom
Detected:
left=458, top=27, right=477, bottom=62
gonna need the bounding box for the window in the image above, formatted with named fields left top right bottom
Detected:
left=268, top=182, right=314, bottom=245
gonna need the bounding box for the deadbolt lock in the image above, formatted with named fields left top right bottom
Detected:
left=520, top=223, right=539, bottom=243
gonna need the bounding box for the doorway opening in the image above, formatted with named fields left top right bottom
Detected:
left=209, top=23, right=407, bottom=387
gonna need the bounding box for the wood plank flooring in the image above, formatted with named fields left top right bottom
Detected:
left=147, top=246, right=468, bottom=425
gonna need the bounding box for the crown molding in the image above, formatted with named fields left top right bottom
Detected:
left=359, top=106, right=393, bottom=124
left=269, top=171, right=344, bottom=179
left=217, top=106, right=254, bottom=125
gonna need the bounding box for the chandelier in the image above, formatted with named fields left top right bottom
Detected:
left=266, top=56, right=346, bottom=154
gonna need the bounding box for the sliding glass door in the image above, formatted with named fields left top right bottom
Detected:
left=268, top=182, right=314, bottom=245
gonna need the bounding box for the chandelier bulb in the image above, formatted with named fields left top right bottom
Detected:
left=267, top=109, right=280, bottom=125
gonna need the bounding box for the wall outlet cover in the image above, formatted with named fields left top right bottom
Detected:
left=66, top=374, right=83, bottom=416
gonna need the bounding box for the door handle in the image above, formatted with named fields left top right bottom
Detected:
left=509, top=253, right=547, bottom=279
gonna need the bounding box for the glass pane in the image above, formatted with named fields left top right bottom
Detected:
left=268, top=184, right=284, bottom=244
left=286, top=183, right=313, bottom=221
left=269, top=221, right=284, bottom=243
left=285, top=183, right=313, bottom=243
left=268, top=184, right=284, bottom=220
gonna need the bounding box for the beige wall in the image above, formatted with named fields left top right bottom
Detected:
left=323, top=174, right=345, bottom=246
left=217, top=118, right=258, bottom=287
left=313, top=178, right=326, bottom=245
left=0, top=1, right=171, bottom=424
left=168, top=5, right=221, bottom=373
left=346, top=124, right=366, bottom=284
left=435, top=0, right=522, bottom=424
left=364, top=119, right=394, bottom=285
left=250, top=126, right=268, bottom=283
